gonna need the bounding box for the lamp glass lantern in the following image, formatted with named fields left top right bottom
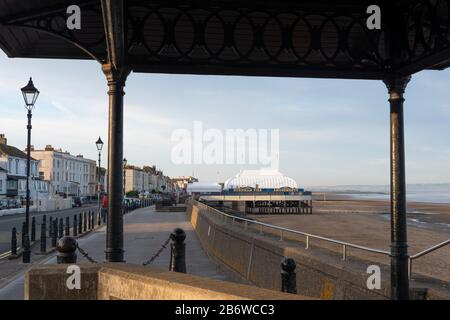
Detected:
left=123, top=158, right=127, bottom=167
left=21, top=77, right=40, bottom=110
left=96, top=137, right=104, bottom=152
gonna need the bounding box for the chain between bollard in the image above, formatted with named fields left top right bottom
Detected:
left=142, top=236, right=171, bottom=266
left=76, top=244, right=97, bottom=263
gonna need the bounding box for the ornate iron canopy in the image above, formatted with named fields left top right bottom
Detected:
left=0, top=0, right=449, bottom=79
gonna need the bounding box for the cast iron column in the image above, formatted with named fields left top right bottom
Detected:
left=103, top=64, right=129, bottom=262
left=383, top=75, right=411, bottom=300
left=22, top=110, right=33, bottom=263
left=25, top=110, right=32, bottom=234
left=98, top=152, right=101, bottom=222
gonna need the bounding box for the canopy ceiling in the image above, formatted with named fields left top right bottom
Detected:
left=0, top=0, right=449, bottom=79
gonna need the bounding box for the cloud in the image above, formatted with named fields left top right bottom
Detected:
left=49, top=100, right=78, bottom=119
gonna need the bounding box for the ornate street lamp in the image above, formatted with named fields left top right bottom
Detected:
left=95, top=137, right=104, bottom=222
left=21, top=77, right=39, bottom=264
left=96, top=136, right=104, bottom=152
left=123, top=158, right=127, bottom=197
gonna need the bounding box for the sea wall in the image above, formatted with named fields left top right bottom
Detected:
left=25, top=264, right=306, bottom=300
left=188, top=202, right=394, bottom=300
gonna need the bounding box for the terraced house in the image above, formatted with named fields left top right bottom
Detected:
left=0, top=134, right=48, bottom=201
left=31, top=145, right=97, bottom=198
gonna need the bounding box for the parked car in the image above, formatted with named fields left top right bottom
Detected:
left=123, top=197, right=141, bottom=208
left=0, top=199, right=8, bottom=210
left=8, top=199, right=21, bottom=209
left=72, top=196, right=82, bottom=208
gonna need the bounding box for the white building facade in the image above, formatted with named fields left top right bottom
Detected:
left=0, top=167, right=7, bottom=197
left=125, top=165, right=155, bottom=194
left=31, top=145, right=97, bottom=198
left=0, top=134, right=49, bottom=201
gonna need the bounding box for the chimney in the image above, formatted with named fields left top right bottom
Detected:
left=45, top=145, right=54, bottom=151
left=0, top=134, right=7, bottom=145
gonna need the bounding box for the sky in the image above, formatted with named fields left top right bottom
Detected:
left=0, top=51, right=449, bottom=187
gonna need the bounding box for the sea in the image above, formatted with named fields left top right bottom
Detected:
left=309, top=183, right=450, bottom=204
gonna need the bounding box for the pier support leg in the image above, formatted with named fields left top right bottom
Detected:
left=384, top=75, right=411, bottom=300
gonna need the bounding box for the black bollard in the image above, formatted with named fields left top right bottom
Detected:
left=43, top=214, right=47, bottom=225
left=83, top=212, right=87, bottom=232
left=55, top=217, right=59, bottom=238
left=49, top=216, right=53, bottom=238
left=58, top=218, right=63, bottom=238
left=97, top=210, right=101, bottom=226
left=22, top=232, right=30, bottom=263
left=31, top=216, right=36, bottom=242
left=65, top=216, right=70, bottom=236
left=281, top=258, right=297, bottom=294
left=57, top=236, right=77, bottom=264
left=40, top=222, right=46, bottom=253
left=78, top=213, right=82, bottom=234
left=51, top=220, right=57, bottom=247
left=169, top=228, right=186, bottom=273
left=90, top=211, right=93, bottom=229
left=73, top=215, right=78, bottom=236
left=21, top=222, right=26, bottom=247
left=11, top=227, right=17, bottom=256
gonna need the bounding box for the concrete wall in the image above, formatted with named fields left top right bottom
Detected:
left=0, top=197, right=72, bottom=216
left=25, top=264, right=307, bottom=300
left=43, top=197, right=72, bottom=211
left=188, top=203, right=394, bottom=300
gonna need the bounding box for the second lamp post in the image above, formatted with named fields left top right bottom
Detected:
left=96, top=137, right=104, bottom=221
left=21, top=77, right=39, bottom=264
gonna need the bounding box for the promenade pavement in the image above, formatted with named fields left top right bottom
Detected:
left=0, top=206, right=229, bottom=300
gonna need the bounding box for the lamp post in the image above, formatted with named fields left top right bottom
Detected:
left=21, top=77, right=39, bottom=264
left=123, top=158, right=127, bottom=197
left=96, top=137, right=104, bottom=221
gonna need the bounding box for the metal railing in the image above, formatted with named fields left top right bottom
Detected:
left=408, top=238, right=450, bottom=280
left=195, top=201, right=391, bottom=261
left=194, top=201, right=450, bottom=280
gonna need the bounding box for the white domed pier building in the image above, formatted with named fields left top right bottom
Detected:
left=200, top=170, right=312, bottom=214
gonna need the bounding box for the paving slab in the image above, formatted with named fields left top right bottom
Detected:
left=0, top=206, right=229, bottom=299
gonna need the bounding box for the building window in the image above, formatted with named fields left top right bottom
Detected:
left=15, top=159, right=19, bottom=174
left=7, top=180, right=17, bottom=190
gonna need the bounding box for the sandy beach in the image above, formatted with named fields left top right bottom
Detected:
left=315, top=197, right=450, bottom=232
left=250, top=195, right=450, bottom=284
